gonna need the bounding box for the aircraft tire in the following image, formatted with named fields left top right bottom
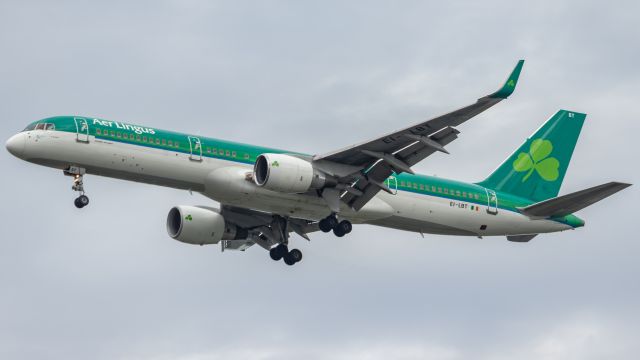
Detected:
left=78, top=195, right=89, bottom=207
left=283, top=254, right=297, bottom=266
left=319, top=218, right=332, bottom=233
left=326, top=215, right=339, bottom=229
left=289, top=249, right=303, bottom=263
left=339, top=220, right=352, bottom=234
left=269, top=247, right=283, bottom=261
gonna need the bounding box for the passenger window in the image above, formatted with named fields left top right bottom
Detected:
left=437, top=187, right=442, bottom=193
left=155, top=138, right=160, bottom=144
left=420, top=184, right=424, bottom=190
left=244, top=153, right=250, bottom=160
left=162, top=139, right=166, bottom=145
left=117, top=132, right=122, bottom=138
left=212, top=149, right=217, bottom=154
left=206, top=147, right=211, bottom=153
left=110, top=131, right=115, bottom=137
left=142, top=136, right=147, bottom=142
left=168, top=140, right=173, bottom=146
left=431, top=186, right=436, bottom=192
left=96, top=129, right=102, bottom=135
left=444, top=189, right=448, bottom=194
left=225, top=150, right=230, bottom=156
left=232, top=151, right=237, bottom=158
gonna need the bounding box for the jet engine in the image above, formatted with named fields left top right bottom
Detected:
left=166, top=205, right=247, bottom=245
left=253, top=153, right=335, bottom=193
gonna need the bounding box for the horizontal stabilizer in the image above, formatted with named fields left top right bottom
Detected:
left=518, top=182, right=631, bottom=218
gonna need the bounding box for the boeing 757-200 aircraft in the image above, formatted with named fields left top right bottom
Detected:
left=6, top=61, right=631, bottom=265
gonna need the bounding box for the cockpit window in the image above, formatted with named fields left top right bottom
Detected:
left=27, top=123, right=56, bottom=131
left=22, top=121, right=56, bottom=132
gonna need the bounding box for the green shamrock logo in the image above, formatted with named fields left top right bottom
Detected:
left=185, top=214, right=193, bottom=221
left=513, top=139, right=560, bottom=182
left=271, top=161, right=279, bottom=167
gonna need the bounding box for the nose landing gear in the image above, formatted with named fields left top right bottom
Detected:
left=65, top=167, right=90, bottom=209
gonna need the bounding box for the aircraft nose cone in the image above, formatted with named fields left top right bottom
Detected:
left=6, top=133, right=25, bottom=158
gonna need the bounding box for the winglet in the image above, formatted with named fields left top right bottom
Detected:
left=489, top=59, right=524, bottom=99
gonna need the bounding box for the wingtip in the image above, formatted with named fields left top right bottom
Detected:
left=612, top=182, right=632, bottom=188
left=489, top=59, right=525, bottom=99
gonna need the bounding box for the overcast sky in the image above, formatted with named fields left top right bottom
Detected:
left=1, top=1, right=638, bottom=359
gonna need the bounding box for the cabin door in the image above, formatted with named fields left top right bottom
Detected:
left=485, top=188, right=498, bottom=215
left=385, top=174, right=398, bottom=195
left=188, top=136, right=203, bottom=161
left=74, top=117, right=90, bottom=143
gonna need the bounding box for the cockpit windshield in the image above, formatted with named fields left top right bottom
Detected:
left=23, top=122, right=55, bottom=132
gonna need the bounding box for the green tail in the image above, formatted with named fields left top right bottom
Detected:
left=477, top=110, right=585, bottom=202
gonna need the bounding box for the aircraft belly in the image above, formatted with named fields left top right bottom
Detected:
left=368, top=216, right=476, bottom=235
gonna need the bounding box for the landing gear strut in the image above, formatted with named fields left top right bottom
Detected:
left=65, top=167, right=90, bottom=209
left=319, top=214, right=352, bottom=237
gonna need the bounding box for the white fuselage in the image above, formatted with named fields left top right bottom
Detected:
left=9, top=129, right=573, bottom=237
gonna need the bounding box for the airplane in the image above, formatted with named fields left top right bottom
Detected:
left=5, top=60, right=631, bottom=266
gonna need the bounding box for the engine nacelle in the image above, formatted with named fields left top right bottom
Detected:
left=166, top=205, right=247, bottom=245
left=253, top=153, right=333, bottom=193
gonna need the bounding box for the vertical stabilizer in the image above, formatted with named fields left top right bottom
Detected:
left=477, top=110, right=585, bottom=202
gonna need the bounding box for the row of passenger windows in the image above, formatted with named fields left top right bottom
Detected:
left=96, top=128, right=252, bottom=161
left=96, top=128, right=181, bottom=148
left=204, top=147, right=252, bottom=160
left=397, top=180, right=482, bottom=200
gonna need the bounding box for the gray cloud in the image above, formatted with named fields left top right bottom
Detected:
left=1, top=0, right=638, bottom=359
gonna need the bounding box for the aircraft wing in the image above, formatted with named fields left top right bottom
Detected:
left=313, top=60, right=524, bottom=210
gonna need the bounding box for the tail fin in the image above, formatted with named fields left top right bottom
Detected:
left=477, top=110, right=585, bottom=202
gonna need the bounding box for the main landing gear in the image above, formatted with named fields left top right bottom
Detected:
left=269, top=243, right=303, bottom=266
left=318, top=214, right=352, bottom=237
left=65, top=167, right=90, bottom=209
